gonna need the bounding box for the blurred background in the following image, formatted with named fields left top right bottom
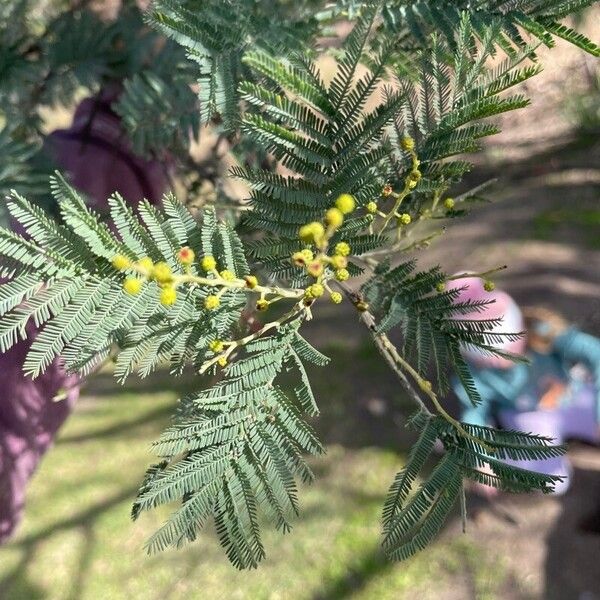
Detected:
left=0, top=2, right=599, bottom=599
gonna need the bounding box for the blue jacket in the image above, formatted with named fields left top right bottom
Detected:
left=455, top=328, right=600, bottom=427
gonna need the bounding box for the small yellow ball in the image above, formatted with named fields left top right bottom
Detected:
left=217, top=356, right=228, bottom=367
left=484, top=280, right=496, bottom=292
left=245, top=275, right=259, bottom=289
left=256, top=299, right=270, bottom=311
left=204, top=295, right=220, bottom=310
left=335, top=194, right=356, bottom=215
left=209, top=339, right=224, bottom=353
left=220, top=269, right=235, bottom=281
left=325, top=207, right=344, bottom=228
left=330, top=292, right=343, bottom=304
left=177, top=246, right=195, bottom=265
left=299, top=222, right=325, bottom=244
left=436, top=282, right=446, bottom=293
left=334, top=242, right=351, bottom=257
left=111, top=254, right=130, bottom=271
left=399, top=213, right=412, bottom=225
left=152, top=262, right=173, bottom=284
left=201, top=256, right=217, bottom=271
left=160, top=286, right=177, bottom=306
left=366, top=201, right=378, bottom=214
left=335, top=268, right=350, bottom=282
left=137, top=257, right=154, bottom=273
left=401, top=136, right=415, bottom=151
left=123, top=277, right=143, bottom=295
left=444, top=198, right=455, bottom=210
left=309, top=283, right=324, bottom=298
left=331, top=254, right=348, bottom=269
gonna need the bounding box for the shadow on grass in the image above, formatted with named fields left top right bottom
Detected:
left=0, top=486, right=139, bottom=599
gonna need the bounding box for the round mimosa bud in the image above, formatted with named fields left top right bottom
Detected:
left=160, top=286, right=177, bottom=306
left=111, top=254, right=130, bottom=271
left=123, top=277, right=143, bottom=295
left=177, top=246, right=195, bottom=265
left=335, top=193, right=356, bottom=215
left=204, top=295, right=220, bottom=310
left=201, top=255, right=217, bottom=271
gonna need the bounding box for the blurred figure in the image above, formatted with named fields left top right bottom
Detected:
left=0, top=87, right=170, bottom=543
left=45, top=85, right=169, bottom=208
left=450, top=275, right=600, bottom=495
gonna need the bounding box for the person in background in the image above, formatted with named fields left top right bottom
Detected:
left=0, top=87, right=170, bottom=543
left=449, top=275, right=600, bottom=495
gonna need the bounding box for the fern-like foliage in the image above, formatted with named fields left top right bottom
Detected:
left=132, top=322, right=326, bottom=565
left=1, top=0, right=593, bottom=572
left=0, top=174, right=247, bottom=379
left=381, top=413, right=565, bottom=561
left=146, top=0, right=323, bottom=129
left=359, top=0, right=600, bottom=57
left=362, top=260, right=526, bottom=407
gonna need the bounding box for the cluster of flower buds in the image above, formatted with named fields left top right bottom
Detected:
left=111, top=247, right=269, bottom=311
left=293, top=194, right=357, bottom=306
left=112, top=250, right=198, bottom=307
left=360, top=136, right=421, bottom=230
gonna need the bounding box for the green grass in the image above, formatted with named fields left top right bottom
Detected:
left=0, top=343, right=506, bottom=600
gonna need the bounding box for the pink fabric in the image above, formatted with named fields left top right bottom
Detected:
left=1, top=89, right=170, bottom=543
left=448, top=275, right=526, bottom=369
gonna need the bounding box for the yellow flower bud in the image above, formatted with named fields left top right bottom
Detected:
left=299, top=222, right=325, bottom=244
left=160, top=286, right=177, bottom=306
left=256, top=299, right=270, bottom=311
left=335, top=193, right=356, bottom=215
left=334, top=242, right=351, bottom=257
left=137, top=257, right=154, bottom=274
left=300, top=249, right=314, bottom=262
left=111, top=254, right=130, bottom=271
left=335, top=268, right=350, bottom=282
left=331, top=254, right=348, bottom=269
left=123, top=277, right=143, bottom=295
left=399, top=213, right=412, bottom=225
left=152, top=262, right=173, bottom=284
left=325, top=208, right=344, bottom=229
left=484, top=280, right=496, bottom=292
left=330, top=292, right=342, bottom=304
left=436, top=282, right=446, bottom=293
left=217, top=356, right=228, bottom=367
left=309, top=283, right=324, bottom=298
left=177, top=246, right=195, bottom=265
left=220, top=269, right=235, bottom=281
left=444, top=198, right=455, bottom=210
left=209, top=339, right=224, bottom=353
left=244, top=275, right=258, bottom=289
left=401, top=136, right=415, bottom=151
left=204, top=295, right=220, bottom=310
left=201, top=256, right=217, bottom=272
left=366, top=201, right=378, bottom=214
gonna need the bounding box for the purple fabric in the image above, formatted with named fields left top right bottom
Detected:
left=45, top=88, right=170, bottom=208
left=1, top=89, right=170, bottom=543
left=498, top=384, right=600, bottom=495
left=0, top=324, right=79, bottom=541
